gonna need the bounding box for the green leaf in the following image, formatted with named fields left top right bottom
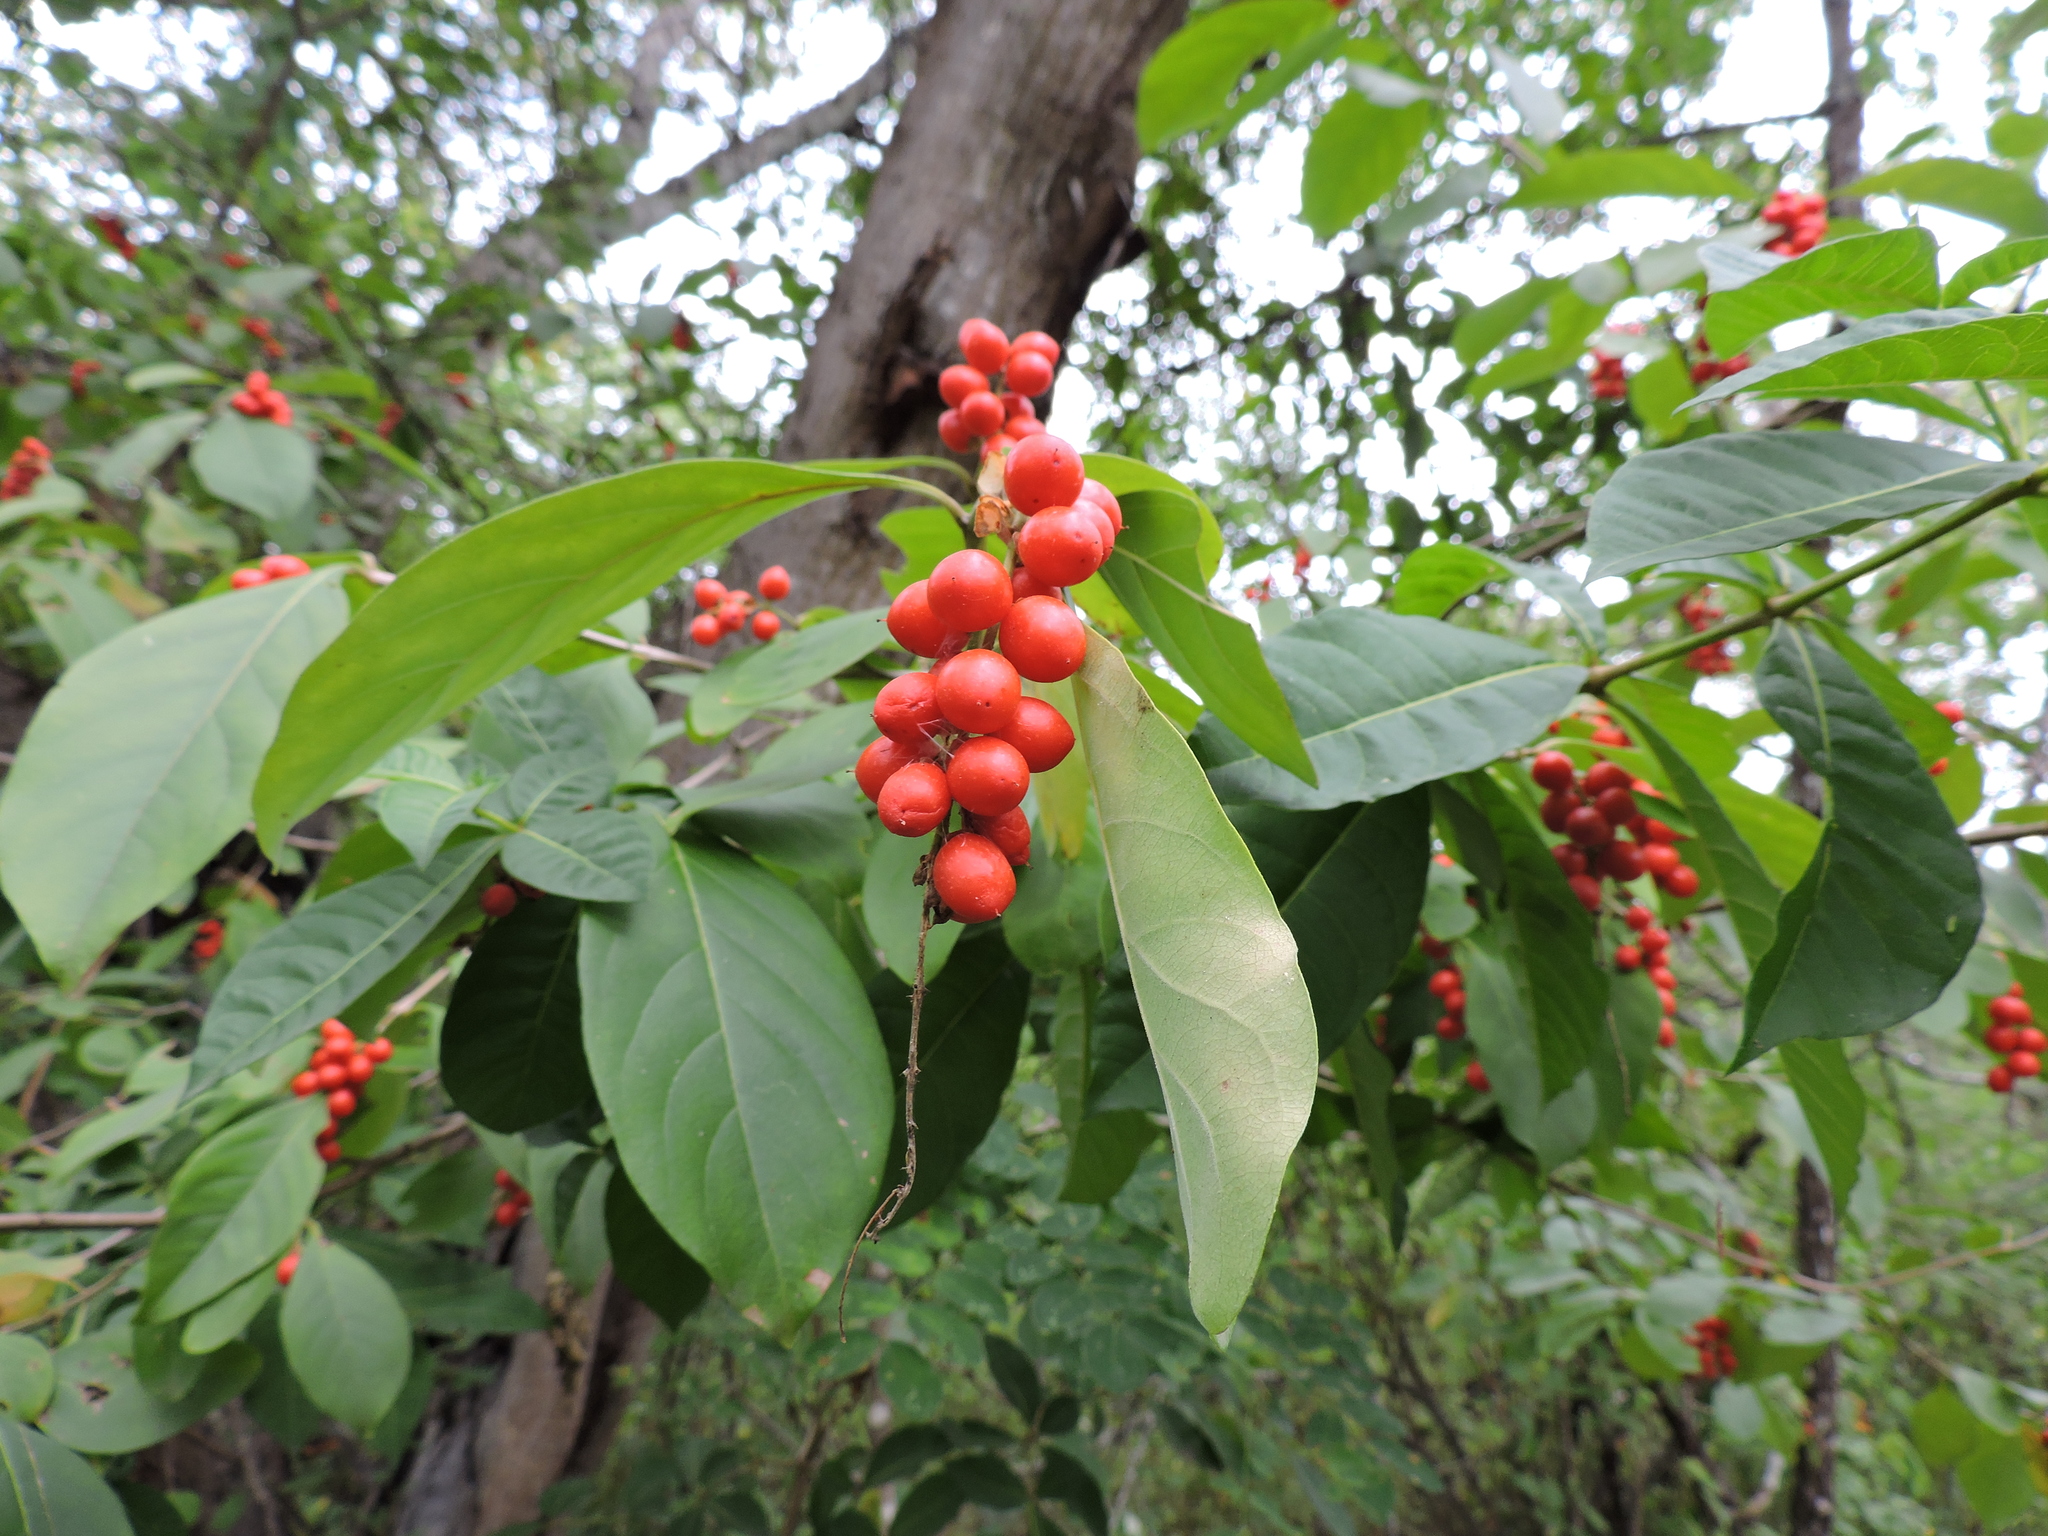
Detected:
left=864, top=830, right=961, bottom=984
left=1507, top=148, right=1755, bottom=207
left=1958, top=1436, right=2039, bottom=1529
left=124, top=362, right=217, bottom=392
left=1780, top=1038, right=1866, bottom=1202
left=1300, top=93, right=1433, bottom=240
left=253, top=460, right=945, bottom=852
left=1942, top=237, right=2048, bottom=304
left=142, top=1097, right=326, bottom=1321
left=0, top=570, right=349, bottom=981
left=189, top=414, right=317, bottom=524
left=1340, top=1031, right=1409, bottom=1245
left=1004, top=823, right=1107, bottom=974
left=93, top=410, right=205, bottom=495
left=371, top=745, right=491, bottom=865
left=1037, top=1446, right=1109, bottom=1536
left=1230, top=788, right=1431, bottom=1057
left=279, top=1238, right=412, bottom=1433
left=225, top=265, right=320, bottom=308
left=1736, top=625, right=1982, bottom=1065
left=271, top=368, right=378, bottom=399
left=1840, top=158, right=2048, bottom=236
left=578, top=832, right=893, bottom=1338
left=188, top=835, right=501, bottom=1092
left=1703, top=229, right=1940, bottom=354
left=441, top=895, right=592, bottom=1133
left=1912, top=1386, right=1986, bottom=1469
left=327, top=1230, right=550, bottom=1334
left=45, top=1067, right=188, bottom=1183
left=1694, top=309, right=2048, bottom=405
left=0, top=1425, right=122, bottom=1536
left=983, top=1332, right=1043, bottom=1419
left=1453, top=279, right=1564, bottom=366
left=502, top=808, right=656, bottom=901
left=0, top=1340, right=52, bottom=1424
left=1193, top=608, right=1584, bottom=811
left=687, top=609, right=887, bottom=739
left=1135, top=0, right=1334, bottom=148
left=604, top=1167, right=711, bottom=1327
left=178, top=1266, right=277, bottom=1355
left=1070, top=634, right=1317, bottom=1333
left=877, top=507, right=966, bottom=598
left=1583, top=434, right=2025, bottom=579
left=1460, top=928, right=1601, bottom=1171
left=674, top=703, right=875, bottom=821
left=41, top=1328, right=257, bottom=1455
left=870, top=931, right=1029, bottom=1225
left=1390, top=543, right=1501, bottom=616
left=1095, top=493, right=1313, bottom=785
left=14, top=560, right=133, bottom=665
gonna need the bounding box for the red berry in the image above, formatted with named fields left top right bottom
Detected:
left=494, top=1201, right=524, bottom=1228
left=1465, top=1060, right=1491, bottom=1092
left=877, top=762, right=952, bottom=837
left=1928, top=758, right=1948, bottom=777
left=276, top=1250, right=299, bottom=1286
left=1989, top=1064, right=2015, bottom=1093
left=1428, top=967, right=1461, bottom=998
left=751, top=611, right=781, bottom=641
left=958, top=390, right=1005, bottom=436
left=947, top=736, right=1031, bottom=816
left=1530, top=751, right=1576, bottom=792
left=1017, top=508, right=1105, bottom=587
left=934, top=649, right=1022, bottom=733
left=1641, top=843, right=1682, bottom=879
left=1072, top=500, right=1118, bottom=555
left=1613, top=945, right=1641, bottom=972
left=230, top=568, right=269, bottom=589
left=2020, top=1027, right=2047, bottom=1053
left=1990, top=995, right=2033, bottom=1027
left=932, top=832, right=1016, bottom=921
left=259, top=554, right=310, bottom=580
left=1005, top=348, right=1054, bottom=396
left=690, top=613, right=722, bottom=645
left=1564, top=806, right=1611, bottom=847
left=1076, top=479, right=1123, bottom=530
left=1935, top=699, right=1965, bottom=724
left=291, top=1071, right=319, bottom=1097
left=926, top=549, right=1014, bottom=632
left=2013, top=982, right=2029, bottom=997
left=1593, top=786, right=1637, bottom=825
left=1011, top=330, right=1060, bottom=363
left=959, top=318, right=1011, bottom=374
left=494, top=1169, right=516, bottom=1190
left=481, top=882, right=519, bottom=918
left=758, top=565, right=791, bottom=601
left=1640, top=818, right=1679, bottom=845
left=971, top=807, right=1033, bottom=866
left=365, top=1037, right=393, bottom=1063
left=1989, top=1025, right=2020, bottom=1053
left=1004, top=434, right=1087, bottom=515
left=718, top=599, right=749, bottom=633
left=937, top=409, right=974, bottom=452
left=1640, top=925, right=1671, bottom=954
left=938, top=364, right=989, bottom=407
left=316, top=1061, right=348, bottom=1090
left=1007, top=415, right=1047, bottom=438
left=2011, top=1051, right=2042, bottom=1079
left=1658, top=987, right=1678, bottom=1015
left=1649, top=965, right=1677, bottom=991
left=693, top=578, right=726, bottom=609
left=982, top=432, right=1017, bottom=460
left=327, top=1089, right=358, bottom=1119
left=1600, top=841, right=1645, bottom=883
left=317, top=1139, right=343, bottom=1164
left=1540, top=791, right=1579, bottom=833
left=1552, top=844, right=1586, bottom=877
left=346, top=1054, right=375, bottom=1085
left=873, top=672, right=947, bottom=745
left=887, top=581, right=955, bottom=657
left=1658, top=1020, right=1677, bottom=1048
left=320, top=1018, right=352, bottom=1040
left=1001, top=393, right=1037, bottom=421
left=1625, top=905, right=1654, bottom=932
left=1567, top=874, right=1603, bottom=911
left=1443, top=990, right=1466, bottom=1016
left=856, top=736, right=936, bottom=803
left=1009, top=567, right=1063, bottom=602
left=1659, top=865, right=1701, bottom=899
left=1582, top=762, right=1631, bottom=795
left=1591, top=727, right=1631, bottom=747
left=997, top=595, right=1086, bottom=682
left=993, top=696, right=1074, bottom=771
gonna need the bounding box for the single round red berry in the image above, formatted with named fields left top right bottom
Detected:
left=1564, top=806, right=1611, bottom=847
left=1641, top=843, right=1682, bottom=879
left=276, top=1250, right=300, bottom=1286
left=993, top=695, right=1073, bottom=771
left=1017, top=508, right=1105, bottom=587
left=1465, top=1060, right=1491, bottom=1092
left=982, top=432, right=1017, bottom=461
left=1075, top=479, right=1122, bottom=530
left=1640, top=818, right=1678, bottom=845
left=2020, top=1027, right=2047, bottom=1053
left=1443, top=989, right=1466, bottom=1017
left=1001, top=392, right=1037, bottom=421
left=1435, top=1015, right=1466, bottom=1041
left=494, top=1201, right=524, bottom=1228
left=751, top=611, right=781, bottom=641
left=1990, top=994, right=2033, bottom=1027
left=1658, top=1020, right=1677, bottom=1048
left=693, top=578, right=727, bottom=609
left=230, top=568, right=269, bottom=589
left=938, top=409, right=973, bottom=452
left=932, top=832, right=1016, bottom=921
left=1649, top=965, right=1677, bottom=990
left=2010, top=1050, right=2040, bottom=1079
left=316, top=1139, right=342, bottom=1164
left=718, top=598, right=749, bottom=633
left=1989, top=1064, right=2015, bottom=1093
left=1540, top=791, right=1579, bottom=833
left=1640, top=925, right=1671, bottom=953
left=873, top=672, right=947, bottom=745
left=365, top=1037, right=393, bottom=1063
left=1004, top=434, right=1086, bottom=515
left=481, top=882, right=519, bottom=918
left=1989, top=1024, right=2020, bottom=1053
left=938, top=364, right=989, bottom=407
left=1658, top=987, right=1678, bottom=1015
left=346, top=1054, right=375, bottom=1085
left=947, top=736, right=1031, bottom=816
left=959, top=318, right=1011, bottom=374
left=1552, top=844, right=1586, bottom=877
left=1005, top=348, right=1054, bottom=396
left=1011, top=330, right=1060, bottom=363
left=1567, top=873, right=1603, bottom=911
left=997, top=595, right=1086, bottom=682
left=1428, top=967, right=1461, bottom=998
left=856, top=736, right=936, bottom=803
left=1659, top=865, right=1701, bottom=899
left=1583, top=764, right=1632, bottom=797
left=321, top=1017, right=351, bottom=1040
left=1072, top=500, right=1117, bottom=555
left=1530, top=751, right=1576, bottom=792
left=926, top=549, right=1013, bottom=632
left=1625, top=905, right=1654, bottom=932
left=886, top=580, right=954, bottom=658
left=494, top=1169, right=516, bottom=1190
left=1935, top=699, right=1965, bottom=724
left=1601, top=841, right=1644, bottom=882
left=934, top=649, right=1021, bottom=733
left=291, top=1071, right=319, bottom=1097
left=690, top=613, right=722, bottom=646
left=327, top=1089, right=358, bottom=1119
left=1009, top=567, right=1062, bottom=602
left=1593, top=786, right=1636, bottom=824
left=958, top=390, right=1004, bottom=436
left=876, top=762, right=952, bottom=837
left=316, top=1061, right=347, bottom=1090
left=758, top=565, right=791, bottom=601
left=1007, top=416, right=1047, bottom=438
left=260, top=553, right=310, bottom=580
left=1613, top=944, right=1642, bottom=972
left=970, top=807, right=1033, bottom=865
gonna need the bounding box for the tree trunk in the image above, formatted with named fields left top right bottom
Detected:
left=716, top=0, right=1189, bottom=615
left=1821, top=0, right=1864, bottom=220
left=1787, top=1158, right=1839, bottom=1535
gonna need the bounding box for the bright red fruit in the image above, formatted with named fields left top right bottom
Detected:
left=759, top=565, right=791, bottom=600
left=927, top=549, right=1014, bottom=631
left=366, top=1037, right=393, bottom=1063
left=480, top=882, right=519, bottom=918
left=694, top=578, right=727, bottom=609
left=887, top=580, right=955, bottom=658
left=1640, top=818, right=1679, bottom=845
left=751, top=611, right=781, bottom=640
left=690, top=614, right=722, bottom=645
left=1650, top=965, right=1677, bottom=991
left=327, top=1089, right=357, bottom=1118
left=1935, top=699, right=1965, bottom=724
left=938, top=409, right=973, bottom=452
left=1017, top=508, right=1105, bottom=587
left=1564, top=806, right=1611, bottom=847
left=935, top=649, right=1022, bottom=733
left=1640, top=925, right=1671, bottom=953
left=230, top=568, right=268, bottom=589
left=1428, top=967, right=1461, bottom=998
left=1660, top=865, right=1701, bottom=898
left=1658, top=987, right=1677, bottom=1015
left=2011, top=1050, right=2042, bottom=1078
left=1436, top=1015, right=1466, bottom=1041
left=947, top=736, right=1031, bottom=816
left=277, top=1250, right=300, bottom=1286
left=1552, top=844, right=1586, bottom=877
left=1614, top=945, right=1642, bottom=971
left=1625, top=905, right=1654, bottom=932
left=933, top=833, right=1016, bottom=921
left=1540, top=791, right=1578, bottom=833
left=857, top=736, right=935, bottom=803
left=260, top=554, right=310, bottom=579
left=1001, top=393, right=1036, bottom=421
left=972, top=807, right=1033, bottom=866
left=316, top=1139, right=342, bottom=1164
left=1009, top=567, right=1062, bottom=602
left=939, top=364, right=989, bottom=407
left=1004, top=434, right=1087, bottom=515
left=718, top=601, right=748, bottom=633
left=1641, top=843, right=1682, bottom=879
left=494, top=1201, right=524, bottom=1228
left=1658, top=1020, right=1677, bottom=1048
left=1530, top=752, right=1576, bottom=792
left=2020, top=1026, right=2047, bottom=1052
left=1582, top=761, right=1631, bottom=795
left=1465, top=1060, right=1491, bottom=1092
left=1011, top=330, right=1060, bottom=362
left=321, top=1018, right=352, bottom=1040
left=1567, top=874, right=1603, bottom=911
left=1593, top=786, right=1636, bottom=824
left=1005, top=348, right=1054, bottom=396
left=959, top=318, right=1011, bottom=374
left=1006, top=415, right=1046, bottom=439
left=959, top=391, right=1005, bottom=436
left=1443, top=989, right=1467, bottom=1015
left=1989, top=1064, right=2015, bottom=1093
left=346, top=1054, right=375, bottom=1085
left=873, top=672, right=947, bottom=745
left=1075, top=479, right=1122, bottom=530
left=1988, top=1025, right=2020, bottom=1053
left=1990, top=994, right=2033, bottom=1027
left=998, top=596, right=1086, bottom=682
left=994, top=696, right=1074, bottom=771
left=1600, top=841, right=1644, bottom=882
left=1072, top=500, right=1118, bottom=555
left=877, top=762, right=952, bottom=837
left=291, top=1071, right=319, bottom=1097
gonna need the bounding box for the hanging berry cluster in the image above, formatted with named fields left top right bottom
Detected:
left=1688, top=326, right=1751, bottom=386
left=1586, top=349, right=1627, bottom=401
left=230, top=369, right=294, bottom=426
left=1677, top=586, right=1734, bottom=674
left=0, top=439, right=50, bottom=501
left=241, top=316, right=285, bottom=360
left=289, top=1017, right=393, bottom=1163
left=229, top=553, right=312, bottom=591
left=1984, top=983, right=2044, bottom=1093
left=1685, top=1316, right=1739, bottom=1378
left=935, top=320, right=1059, bottom=453
left=492, top=1169, right=532, bottom=1228
left=1762, top=188, right=1828, bottom=257
left=189, top=917, right=224, bottom=963
left=1427, top=957, right=1468, bottom=1042
left=687, top=565, right=791, bottom=646
left=1616, top=904, right=1680, bottom=1045
left=1531, top=753, right=1701, bottom=908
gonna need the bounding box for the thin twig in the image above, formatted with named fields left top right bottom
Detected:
left=0, top=1209, right=164, bottom=1232
left=379, top=963, right=452, bottom=1030
left=318, top=1115, right=471, bottom=1198
left=1967, top=821, right=2048, bottom=845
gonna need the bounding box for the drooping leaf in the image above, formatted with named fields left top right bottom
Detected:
left=279, top=1238, right=412, bottom=1433
left=1583, top=434, right=2024, bottom=579
left=863, top=830, right=960, bottom=984
left=253, top=460, right=950, bottom=851
left=870, top=930, right=1030, bottom=1225
left=0, top=1421, right=130, bottom=1536
left=0, top=1339, right=54, bottom=1423
left=1459, top=927, right=1601, bottom=1172
left=1300, top=93, right=1433, bottom=240
left=1453, top=278, right=1564, bottom=366
left=1693, top=309, right=2048, bottom=405
left=441, top=895, right=593, bottom=1133
left=1135, top=0, right=1334, bottom=148
left=0, top=569, right=350, bottom=980
left=1193, top=608, right=1584, bottom=812
left=578, top=831, right=892, bottom=1338
left=1507, top=148, right=1755, bottom=207
left=1736, top=625, right=1982, bottom=1065
left=1004, top=821, right=1107, bottom=974
left=1341, top=1030, right=1410, bottom=1246
left=604, top=1167, right=712, bottom=1328
left=1780, top=1038, right=1866, bottom=1203
left=501, top=808, right=656, bottom=902
left=189, top=835, right=501, bottom=1092
left=1839, top=157, right=2048, bottom=236
left=1070, top=634, right=1317, bottom=1333
left=94, top=410, right=206, bottom=495
left=687, top=609, right=887, bottom=740
left=1703, top=228, right=1941, bottom=353
left=1942, top=236, right=2048, bottom=305
left=40, top=1329, right=257, bottom=1457
left=189, top=414, right=318, bottom=524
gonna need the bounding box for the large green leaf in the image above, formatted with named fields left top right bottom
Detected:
left=143, top=1097, right=325, bottom=1321
left=1736, top=625, right=1982, bottom=1065
left=501, top=808, right=655, bottom=901
left=864, top=830, right=961, bottom=984
left=869, top=931, right=1029, bottom=1225
left=93, top=409, right=205, bottom=494
left=40, top=1330, right=256, bottom=1456
left=1134, top=0, right=1334, bottom=148
left=1583, top=433, right=2021, bottom=579
left=189, top=834, right=501, bottom=1092
left=687, top=608, right=887, bottom=739
left=1192, top=608, right=1584, bottom=811
left=0, top=1421, right=134, bottom=1535
left=252, top=460, right=945, bottom=851
left=1506, top=148, right=1755, bottom=207
left=1230, top=787, right=1431, bottom=1057
left=1942, top=237, right=2048, bottom=305
left=1839, top=158, right=2048, bottom=236
left=1453, top=279, right=1564, bottom=367
left=1780, top=1038, right=1866, bottom=1202
left=1693, top=309, right=2048, bottom=404
left=1070, top=633, right=1317, bottom=1333
left=328, top=1230, right=551, bottom=1334
left=1393, top=544, right=1604, bottom=648
left=441, top=895, right=592, bottom=1133
left=1300, top=93, right=1433, bottom=240
left=189, top=414, right=317, bottom=524
left=1703, top=229, right=1940, bottom=354
left=578, top=831, right=893, bottom=1338
left=604, top=1168, right=712, bottom=1328
left=1460, top=927, right=1601, bottom=1172
left=1340, top=1032, right=1409, bottom=1245
left=279, top=1238, right=412, bottom=1433
left=0, top=569, right=350, bottom=980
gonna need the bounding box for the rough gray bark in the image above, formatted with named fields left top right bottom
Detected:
left=716, top=0, right=1189, bottom=616
left=1821, top=0, right=1864, bottom=220
left=1788, top=1158, right=1839, bottom=1535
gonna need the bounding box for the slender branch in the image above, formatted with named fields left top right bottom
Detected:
left=0, top=1209, right=163, bottom=1231
left=1966, top=820, right=2048, bottom=845
left=1585, top=468, right=2048, bottom=690
left=318, top=1115, right=471, bottom=1198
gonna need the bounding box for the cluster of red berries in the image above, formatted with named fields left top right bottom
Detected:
left=190, top=917, right=224, bottom=963
left=229, top=553, right=312, bottom=591
left=687, top=566, right=790, bottom=646
left=240, top=316, right=285, bottom=360
left=90, top=214, right=139, bottom=261
left=69, top=359, right=101, bottom=400
left=935, top=320, right=1060, bottom=454
left=1531, top=752, right=1701, bottom=906
left=229, top=369, right=293, bottom=426
left=1586, top=349, right=1628, bottom=401
left=1685, top=1316, right=1738, bottom=1379
left=1, top=438, right=51, bottom=501
left=1575, top=707, right=1631, bottom=749
left=1426, top=959, right=1468, bottom=1040
left=1984, top=984, right=2044, bottom=1093
left=289, top=1017, right=393, bottom=1163
left=1762, top=188, right=1827, bottom=257
left=1688, top=332, right=1751, bottom=388
left=1678, top=586, right=1734, bottom=675
left=1615, top=904, right=1681, bottom=1043
left=492, top=1169, right=532, bottom=1228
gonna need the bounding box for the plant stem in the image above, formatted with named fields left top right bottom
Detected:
left=1584, top=467, right=2048, bottom=691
